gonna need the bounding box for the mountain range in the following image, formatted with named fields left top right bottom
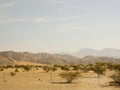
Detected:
left=73, top=48, right=120, bottom=58
left=0, top=49, right=120, bottom=65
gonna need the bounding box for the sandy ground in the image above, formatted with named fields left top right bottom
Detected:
left=0, top=68, right=119, bottom=90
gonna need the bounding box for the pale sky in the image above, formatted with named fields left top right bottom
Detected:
left=0, top=0, right=120, bottom=53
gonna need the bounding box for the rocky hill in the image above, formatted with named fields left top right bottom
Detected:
left=0, top=51, right=67, bottom=65
left=0, top=51, right=120, bottom=65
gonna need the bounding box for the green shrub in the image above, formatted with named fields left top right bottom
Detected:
left=60, top=65, right=70, bottom=71
left=81, top=65, right=93, bottom=72
left=59, top=71, right=80, bottom=83
left=92, top=62, right=106, bottom=78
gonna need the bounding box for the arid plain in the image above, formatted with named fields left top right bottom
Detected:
left=0, top=62, right=119, bottom=90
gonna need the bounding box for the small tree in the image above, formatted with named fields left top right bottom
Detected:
left=92, top=62, right=106, bottom=78
left=59, top=71, right=80, bottom=83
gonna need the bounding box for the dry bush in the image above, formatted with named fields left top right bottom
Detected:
left=110, top=64, right=120, bottom=86
left=92, top=62, right=106, bottom=78
left=0, top=68, right=4, bottom=71
left=43, top=66, right=51, bottom=72
left=60, top=65, right=70, bottom=71
left=10, top=72, right=16, bottom=76
left=15, top=68, right=19, bottom=72
left=71, top=65, right=80, bottom=71
left=59, top=71, right=80, bottom=83
left=110, top=70, right=120, bottom=86
left=23, top=65, right=31, bottom=72
left=43, top=66, right=57, bottom=72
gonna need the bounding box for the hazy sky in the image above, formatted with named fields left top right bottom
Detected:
left=0, top=0, right=120, bottom=53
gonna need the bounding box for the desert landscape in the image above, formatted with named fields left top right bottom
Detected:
left=0, top=62, right=120, bottom=90
left=1, top=0, right=120, bottom=90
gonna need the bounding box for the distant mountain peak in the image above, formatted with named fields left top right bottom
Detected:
left=75, top=48, right=120, bottom=58
left=79, top=48, right=97, bottom=51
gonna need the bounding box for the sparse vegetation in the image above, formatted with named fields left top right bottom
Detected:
left=0, top=62, right=120, bottom=90
left=71, top=65, right=80, bottom=71
left=7, top=65, right=14, bottom=68
left=106, top=63, right=114, bottom=70
left=22, top=65, right=31, bottom=72
left=110, top=71, right=120, bottom=86
left=110, top=64, right=120, bottom=86
left=43, top=66, right=51, bottom=72
left=10, top=72, right=16, bottom=76
left=81, top=65, right=93, bottom=72
left=60, top=65, right=70, bottom=71
left=15, top=68, right=19, bottom=72
left=92, top=62, right=106, bottom=78
left=42, top=66, right=57, bottom=83
left=59, top=71, right=80, bottom=83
